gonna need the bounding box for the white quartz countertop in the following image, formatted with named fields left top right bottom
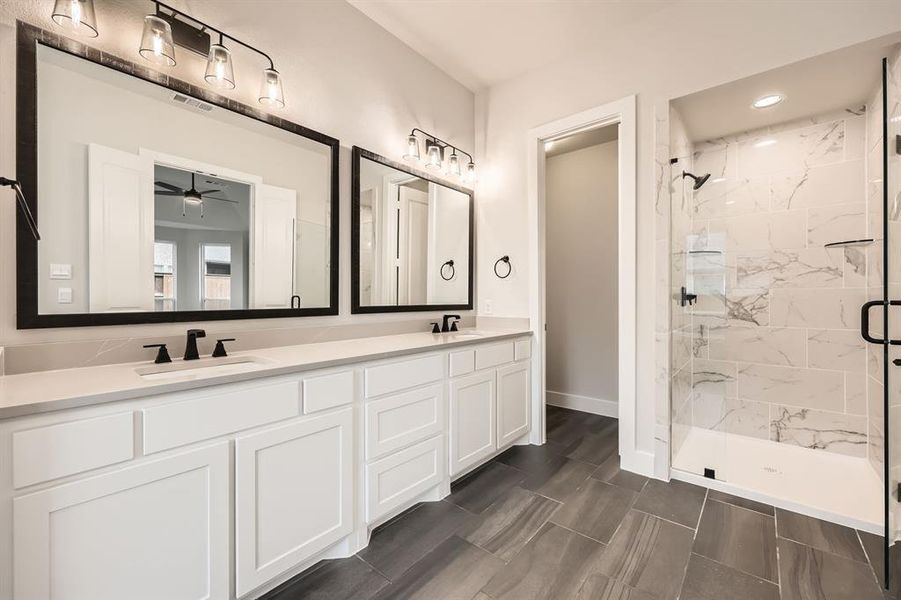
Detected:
left=0, top=329, right=531, bottom=419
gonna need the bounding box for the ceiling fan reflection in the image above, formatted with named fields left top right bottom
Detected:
left=154, top=171, right=237, bottom=218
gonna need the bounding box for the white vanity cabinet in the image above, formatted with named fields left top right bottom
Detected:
left=0, top=332, right=532, bottom=600
left=449, top=340, right=532, bottom=476
left=235, top=408, right=353, bottom=596
left=13, top=442, right=230, bottom=600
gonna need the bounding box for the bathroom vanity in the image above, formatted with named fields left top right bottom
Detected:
left=0, top=329, right=532, bottom=600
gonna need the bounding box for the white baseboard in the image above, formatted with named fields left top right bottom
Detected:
left=546, top=390, right=618, bottom=419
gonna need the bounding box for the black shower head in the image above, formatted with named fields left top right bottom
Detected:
left=682, top=171, right=711, bottom=191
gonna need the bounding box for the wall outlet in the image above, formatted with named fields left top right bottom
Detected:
left=484, top=299, right=493, bottom=314
left=57, top=287, right=73, bottom=304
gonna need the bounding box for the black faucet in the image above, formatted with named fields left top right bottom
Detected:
left=441, top=314, right=461, bottom=332
left=184, top=329, right=206, bottom=360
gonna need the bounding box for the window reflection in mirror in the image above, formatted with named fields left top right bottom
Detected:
left=34, top=43, right=333, bottom=316
left=356, top=153, right=472, bottom=310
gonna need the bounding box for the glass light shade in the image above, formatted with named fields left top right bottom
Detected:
left=259, top=68, right=285, bottom=107
left=425, top=144, right=442, bottom=170
left=139, top=15, right=176, bottom=67
left=52, top=0, right=98, bottom=37
left=464, top=161, right=476, bottom=183
left=403, top=135, right=421, bottom=161
left=204, top=44, right=236, bottom=90
left=446, top=153, right=461, bottom=177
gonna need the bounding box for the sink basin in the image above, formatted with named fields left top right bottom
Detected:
left=135, top=356, right=269, bottom=381
left=447, top=332, right=484, bottom=340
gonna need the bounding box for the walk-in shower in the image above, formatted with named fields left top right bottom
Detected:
left=667, top=34, right=901, bottom=589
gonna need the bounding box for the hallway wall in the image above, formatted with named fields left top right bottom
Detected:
left=545, top=141, right=618, bottom=415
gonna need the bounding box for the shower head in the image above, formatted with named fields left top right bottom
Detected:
left=682, top=171, right=711, bottom=191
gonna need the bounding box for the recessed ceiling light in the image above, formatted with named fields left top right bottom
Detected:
left=752, top=94, right=784, bottom=109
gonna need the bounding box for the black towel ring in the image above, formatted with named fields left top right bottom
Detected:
left=440, top=259, right=455, bottom=281
left=494, top=255, right=511, bottom=279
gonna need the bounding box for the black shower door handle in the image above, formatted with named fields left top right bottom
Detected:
left=861, top=300, right=901, bottom=345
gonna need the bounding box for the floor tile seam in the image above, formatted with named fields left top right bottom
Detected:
left=467, top=493, right=564, bottom=564
left=631, top=506, right=699, bottom=532
left=854, top=528, right=885, bottom=590
left=703, top=497, right=777, bottom=521
left=354, top=554, right=393, bottom=583
left=705, top=494, right=777, bottom=518
left=688, top=549, right=780, bottom=586
left=773, top=530, right=870, bottom=564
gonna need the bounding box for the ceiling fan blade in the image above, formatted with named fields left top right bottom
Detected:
left=155, top=191, right=184, bottom=196
left=201, top=194, right=239, bottom=204
left=154, top=181, right=183, bottom=192
left=196, top=189, right=222, bottom=195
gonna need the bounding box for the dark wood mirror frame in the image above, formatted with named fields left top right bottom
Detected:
left=15, top=21, right=340, bottom=329
left=351, top=146, right=474, bottom=314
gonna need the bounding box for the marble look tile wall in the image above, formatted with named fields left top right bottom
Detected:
left=683, top=110, right=873, bottom=459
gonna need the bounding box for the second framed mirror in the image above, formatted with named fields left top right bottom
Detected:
left=351, top=147, right=473, bottom=313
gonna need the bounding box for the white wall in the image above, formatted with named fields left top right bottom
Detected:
left=472, top=1, right=901, bottom=462
left=545, top=141, right=618, bottom=411
left=0, top=0, right=474, bottom=352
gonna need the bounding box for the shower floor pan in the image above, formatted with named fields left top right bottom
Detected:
left=672, top=426, right=882, bottom=534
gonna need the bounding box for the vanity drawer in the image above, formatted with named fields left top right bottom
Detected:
left=449, top=349, right=475, bottom=378
left=514, top=339, right=531, bottom=361
left=475, top=342, right=515, bottom=370
left=364, top=354, right=444, bottom=398
left=303, top=370, right=355, bottom=414
left=365, top=384, right=444, bottom=460
left=365, top=435, right=444, bottom=522
left=143, top=380, right=300, bottom=454
left=12, top=412, right=134, bottom=489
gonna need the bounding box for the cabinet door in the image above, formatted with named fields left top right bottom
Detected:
left=235, top=408, right=353, bottom=596
left=449, top=370, right=497, bottom=476
left=497, top=362, right=531, bottom=449
left=13, top=443, right=229, bottom=600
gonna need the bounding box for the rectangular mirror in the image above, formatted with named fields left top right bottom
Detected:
left=16, top=26, right=339, bottom=328
left=351, top=147, right=473, bottom=313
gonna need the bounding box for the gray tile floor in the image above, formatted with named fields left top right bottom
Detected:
left=262, top=406, right=899, bottom=600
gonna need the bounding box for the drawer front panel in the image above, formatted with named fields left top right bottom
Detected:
left=475, top=343, right=514, bottom=371
left=13, top=412, right=134, bottom=489
left=365, top=384, right=444, bottom=461
left=449, top=350, right=475, bottom=378
left=303, top=370, right=355, bottom=414
left=365, top=435, right=444, bottom=522
left=364, top=354, right=444, bottom=398
left=514, top=339, right=531, bottom=362
left=143, top=380, right=300, bottom=454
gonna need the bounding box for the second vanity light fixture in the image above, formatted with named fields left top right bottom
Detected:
left=136, top=1, right=285, bottom=107
left=404, top=129, right=476, bottom=184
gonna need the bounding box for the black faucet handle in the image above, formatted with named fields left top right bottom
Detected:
left=187, top=328, right=206, bottom=339
left=450, top=319, right=460, bottom=332
left=143, top=343, right=172, bottom=364
left=212, top=338, right=236, bottom=358
left=431, top=322, right=441, bottom=334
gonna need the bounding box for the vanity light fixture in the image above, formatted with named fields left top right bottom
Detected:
left=137, top=1, right=286, bottom=107
left=446, top=151, right=461, bottom=177
left=403, top=128, right=476, bottom=183
left=204, top=37, right=236, bottom=90
left=403, top=134, right=421, bottom=161
left=51, top=0, right=99, bottom=38
left=752, top=94, right=784, bottom=109
left=139, top=14, right=175, bottom=66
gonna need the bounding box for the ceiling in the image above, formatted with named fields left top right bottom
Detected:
left=672, top=32, right=901, bottom=142
left=545, top=123, right=618, bottom=157
left=347, top=0, right=674, bottom=90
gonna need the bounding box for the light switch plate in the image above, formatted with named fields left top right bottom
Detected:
left=50, top=263, right=72, bottom=280
left=57, top=287, right=73, bottom=304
